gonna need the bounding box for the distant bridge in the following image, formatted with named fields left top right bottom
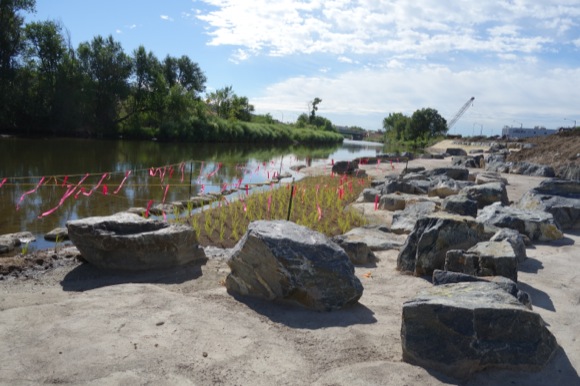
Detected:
left=336, top=127, right=366, bottom=140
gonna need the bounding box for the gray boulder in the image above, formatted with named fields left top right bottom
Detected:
left=485, top=161, right=511, bottom=174
left=401, top=282, right=558, bottom=380
left=432, top=270, right=531, bottom=309
left=381, top=179, right=426, bottom=195
left=332, top=160, right=359, bottom=175
left=441, top=195, right=478, bottom=217
left=477, top=202, right=564, bottom=242
left=397, top=213, right=486, bottom=276
left=459, top=182, right=509, bottom=209
left=225, top=221, right=363, bottom=311
left=475, top=171, right=508, bottom=186
left=391, top=201, right=438, bottom=235
left=332, top=238, right=376, bottom=265
left=361, top=188, right=381, bottom=203
left=511, top=162, right=556, bottom=177
left=401, top=166, right=425, bottom=174
left=378, top=193, right=432, bottom=211
left=423, top=167, right=470, bottom=181
left=428, top=178, right=463, bottom=198
left=66, top=212, right=205, bottom=270
left=489, top=228, right=527, bottom=262
left=335, top=226, right=406, bottom=251
left=556, top=163, right=580, bottom=181
left=485, top=153, right=507, bottom=164
left=44, top=227, right=68, bottom=242
left=445, top=240, right=518, bottom=282
left=0, top=232, right=35, bottom=254
left=517, top=179, right=580, bottom=230
left=446, top=148, right=467, bottom=156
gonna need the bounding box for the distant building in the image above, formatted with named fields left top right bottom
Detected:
left=501, top=127, right=557, bottom=139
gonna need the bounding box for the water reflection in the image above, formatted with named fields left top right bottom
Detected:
left=1, top=138, right=385, bottom=249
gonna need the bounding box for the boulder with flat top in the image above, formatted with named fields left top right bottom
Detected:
left=401, top=282, right=558, bottom=380
left=66, top=212, right=205, bottom=270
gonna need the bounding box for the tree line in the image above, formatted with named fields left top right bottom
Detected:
left=0, top=0, right=341, bottom=144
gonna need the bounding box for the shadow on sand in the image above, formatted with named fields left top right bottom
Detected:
left=517, top=280, right=556, bottom=312
left=60, top=258, right=207, bottom=292
left=464, top=347, right=580, bottom=386
left=229, top=293, right=377, bottom=329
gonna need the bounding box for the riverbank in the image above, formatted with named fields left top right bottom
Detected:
left=0, top=155, right=578, bottom=385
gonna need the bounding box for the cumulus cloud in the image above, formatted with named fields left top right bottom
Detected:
left=192, top=1, right=580, bottom=132
left=195, top=0, right=580, bottom=60
left=160, top=15, right=174, bottom=22
left=251, top=63, right=580, bottom=132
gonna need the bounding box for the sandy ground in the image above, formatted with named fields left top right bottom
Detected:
left=0, top=155, right=579, bottom=386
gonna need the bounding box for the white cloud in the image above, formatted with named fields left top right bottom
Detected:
left=115, top=29, right=122, bottom=34
left=160, top=15, right=174, bottom=22
left=195, top=0, right=580, bottom=60
left=251, top=63, right=580, bottom=133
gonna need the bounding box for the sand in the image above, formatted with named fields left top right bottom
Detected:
left=0, top=156, right=579, bottom=385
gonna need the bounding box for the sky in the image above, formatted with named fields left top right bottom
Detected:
left=25, top=0, right=580, bottom=136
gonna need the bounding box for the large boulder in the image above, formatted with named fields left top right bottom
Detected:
left=380, top=179, right=426, bottom=195
left=334, top=225, right=406, bottom=252
left=441, top=195, right=478, bottom=217
left=428, top=177, right=472, bottom=198
left=517, top=179, right=580, bottom=230
left=477, top=202, right=564, bottom=242
left=445, top=240, right=519, bottom=282
left=489, top=228, right=527, bottom=262
left=225, top=221, right=363, bottom=311
left=445, top=148, right=467, bottom=156
left=459, top=182, right=509, bottom=209
left=423, top=167, right=470, bottom=181
left=332, top=160, right=359, bottom=175
left=510, top=162, right=556, bottom=177
left=431, top=270, right=531, bottom=309
left=397, top=213, right=486, bottom=276
left=361, top=188, right=381, bottom=203
left=66, top=213, right=205, bottom=270
left=378, top=193, right=433, bottom=212
left=401, top=282, right=558, bottom=380
left=474, top=171, right=508, bottom=186
left=391, top=201, right=438, bottom=235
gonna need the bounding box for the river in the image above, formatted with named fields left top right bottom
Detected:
left=0, top=137, right=384, bottom=251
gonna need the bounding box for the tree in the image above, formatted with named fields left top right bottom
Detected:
left=206, top=86, right=254, bottom=122
left=309, top=97, right=322, bottom=123
left=409, top=107, right=447, bottom=140
left=0, top=0, right=35, bottom=129
left=162, top=55, right=206, bottom=96
left=382, top=108, right=446, bottom=143
left=21, top=20, right=67, bottom=127
left=383, top=112, right=410, bottom=141
left=77, top=35, right=133, bottom=134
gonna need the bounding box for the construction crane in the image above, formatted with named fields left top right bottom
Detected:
left=447, top=97, right=475, bottom=131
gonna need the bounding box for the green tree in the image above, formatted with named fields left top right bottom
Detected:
left=162, top=55, right=206, bottom=96
left=77, top=35, right=132, bottom=135
left=0, top=0, right=35, bottom=130
left=21, top=20, right=67, bottom=128
left=409, top=107, right=447, bottom=141
left=206, top=86, right=254, bottom=122
left=309, top=97, right=322, bottom=123
left=383, top=112, right=410, bottom=141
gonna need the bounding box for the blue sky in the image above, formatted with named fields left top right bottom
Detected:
left=26, top=0, right=580, bottom=136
